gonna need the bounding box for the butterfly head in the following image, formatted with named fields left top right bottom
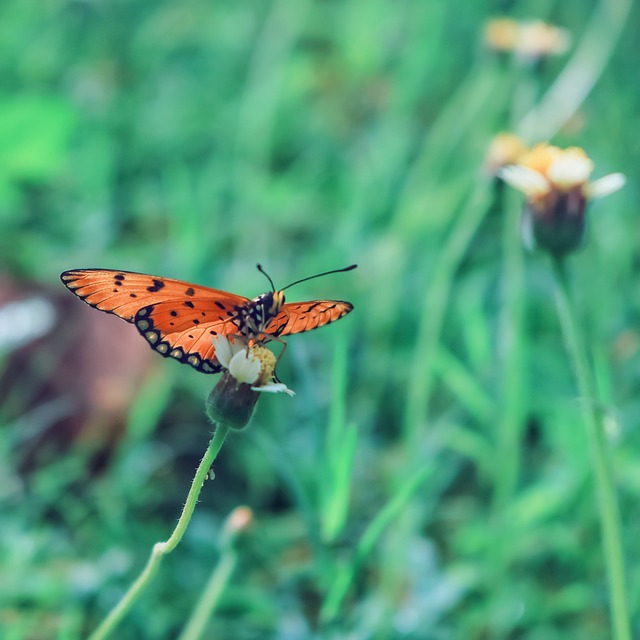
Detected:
left=240, top=290, right=286, bottom=336
left=253, top=290, right=285, bottom=316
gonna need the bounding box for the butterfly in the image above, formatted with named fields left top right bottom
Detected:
left=60, top=265, right=356, bottom=374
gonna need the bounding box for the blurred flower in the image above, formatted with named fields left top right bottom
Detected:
left=485, top=132, right=527, bottom=176
left=517, top=20, right=571, bottom=60
left=499, top=144, right=626, bottom=255
left=205, top=336, right=293, bottom=429
left=483, top=18, right=520, bottom=53
left=222, top=506, right=254, bottom=540
left=484, top=18, right=570, bottom=62
left=219, top=505, right=254, bottom=550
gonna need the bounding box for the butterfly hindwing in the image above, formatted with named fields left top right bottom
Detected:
left=269, top=300, right=354, bottom=336
left=134, top=301, right=243, bottom=374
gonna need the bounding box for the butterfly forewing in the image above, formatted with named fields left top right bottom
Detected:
left=60, top=269, right=248, bottom=323
left=61, top=269, right=250, bottom=373
left=269, top=300, right=354, bottom=336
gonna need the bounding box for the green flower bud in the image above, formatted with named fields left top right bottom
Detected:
left=206, top=372, right=260, bottom=430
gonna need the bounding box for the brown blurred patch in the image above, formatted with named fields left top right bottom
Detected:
left=0, top=274, right=154, bottom=474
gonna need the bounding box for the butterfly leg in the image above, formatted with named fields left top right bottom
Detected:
left=262, top=334, right=288, bottom=367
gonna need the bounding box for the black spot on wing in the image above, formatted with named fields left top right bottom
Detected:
left=147, top=278, right=165, bottom=293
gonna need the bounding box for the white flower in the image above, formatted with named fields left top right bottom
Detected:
left=212, top=335, right=294, bottom=396
left=498, top=143, right=626, bottom=257
left=483, top=18, right=571, bottom=60
left=228, top=349, right=261, bottom=384
left=212, top=335, right=244, bottom=369
left=516, top=20, right=571, bottom=59
left=499, top=144, right=625, bottom=201
left=546, top=150, right=594, bottom=189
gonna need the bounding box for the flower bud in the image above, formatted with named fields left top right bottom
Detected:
left=520, top=188, right=586, bottom=256
left=205, top=372, right=260, bottom=430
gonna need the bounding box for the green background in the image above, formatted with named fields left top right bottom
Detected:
left=1, top=0, right=638, bottom=638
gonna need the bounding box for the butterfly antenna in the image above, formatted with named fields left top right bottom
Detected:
left=256, top=264, right=277, bottom=292
left=281, top=264, right=357, bottom=292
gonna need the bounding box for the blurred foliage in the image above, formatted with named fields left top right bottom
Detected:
left=1, top=0, right=640, bottom=638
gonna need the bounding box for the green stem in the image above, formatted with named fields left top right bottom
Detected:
left=551, top=258, right=630, bottom=640
left=489, top=183, right=527, bottom=637
left=177, top=507, right=247, bottom=640
left=88, top=424, right=231, bottom=640
left=178, top=552, right=237, bottom=640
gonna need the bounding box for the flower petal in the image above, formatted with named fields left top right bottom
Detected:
left=499, top=165, right=550, bottom=196
left=586, top=173, right=626, bottom=200
left=547, top=151, right=594, bottom=189
left=228, top=350, right=260, bottom=384
left=252, top=382, right=295, bottom=396
left=212, top=335, right=245, bottom=368
left=212, top=335, right=234, bottom=368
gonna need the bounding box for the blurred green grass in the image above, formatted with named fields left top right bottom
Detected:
left=1, top=0, right=639, bottom=638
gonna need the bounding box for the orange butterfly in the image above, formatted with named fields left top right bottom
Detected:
left=60, top=265, right=356, bottom=374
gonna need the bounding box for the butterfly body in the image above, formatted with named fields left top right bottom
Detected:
left=60, top=268, right=354, bottom=374
left=235, top=290, right=286, bottom=338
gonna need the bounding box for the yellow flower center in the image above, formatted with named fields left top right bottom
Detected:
left=250, top=346, right=277, bottom=386
left=519, top=144, right=561, bottom=176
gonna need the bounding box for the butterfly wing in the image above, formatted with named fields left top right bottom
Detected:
left=267, top=300, right=354, bottom=337
left=134, top=301, right=243, bottom=373
left=61, top=269, right=250, bottom=373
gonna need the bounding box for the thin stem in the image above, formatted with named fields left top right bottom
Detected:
left=551, top=258, right=630, bottom=640
left=178, top=552, right=237, bottom=640
left=88, top=424, right=231, bottom=640
left=177, top=506, right=249, bottom=640
left=489, top=187, right=527, bottom=636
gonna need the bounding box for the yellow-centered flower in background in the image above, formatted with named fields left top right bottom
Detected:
left=499, top=144, right=626, bottom=255
left=484, top=18, right=570, bottom=61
